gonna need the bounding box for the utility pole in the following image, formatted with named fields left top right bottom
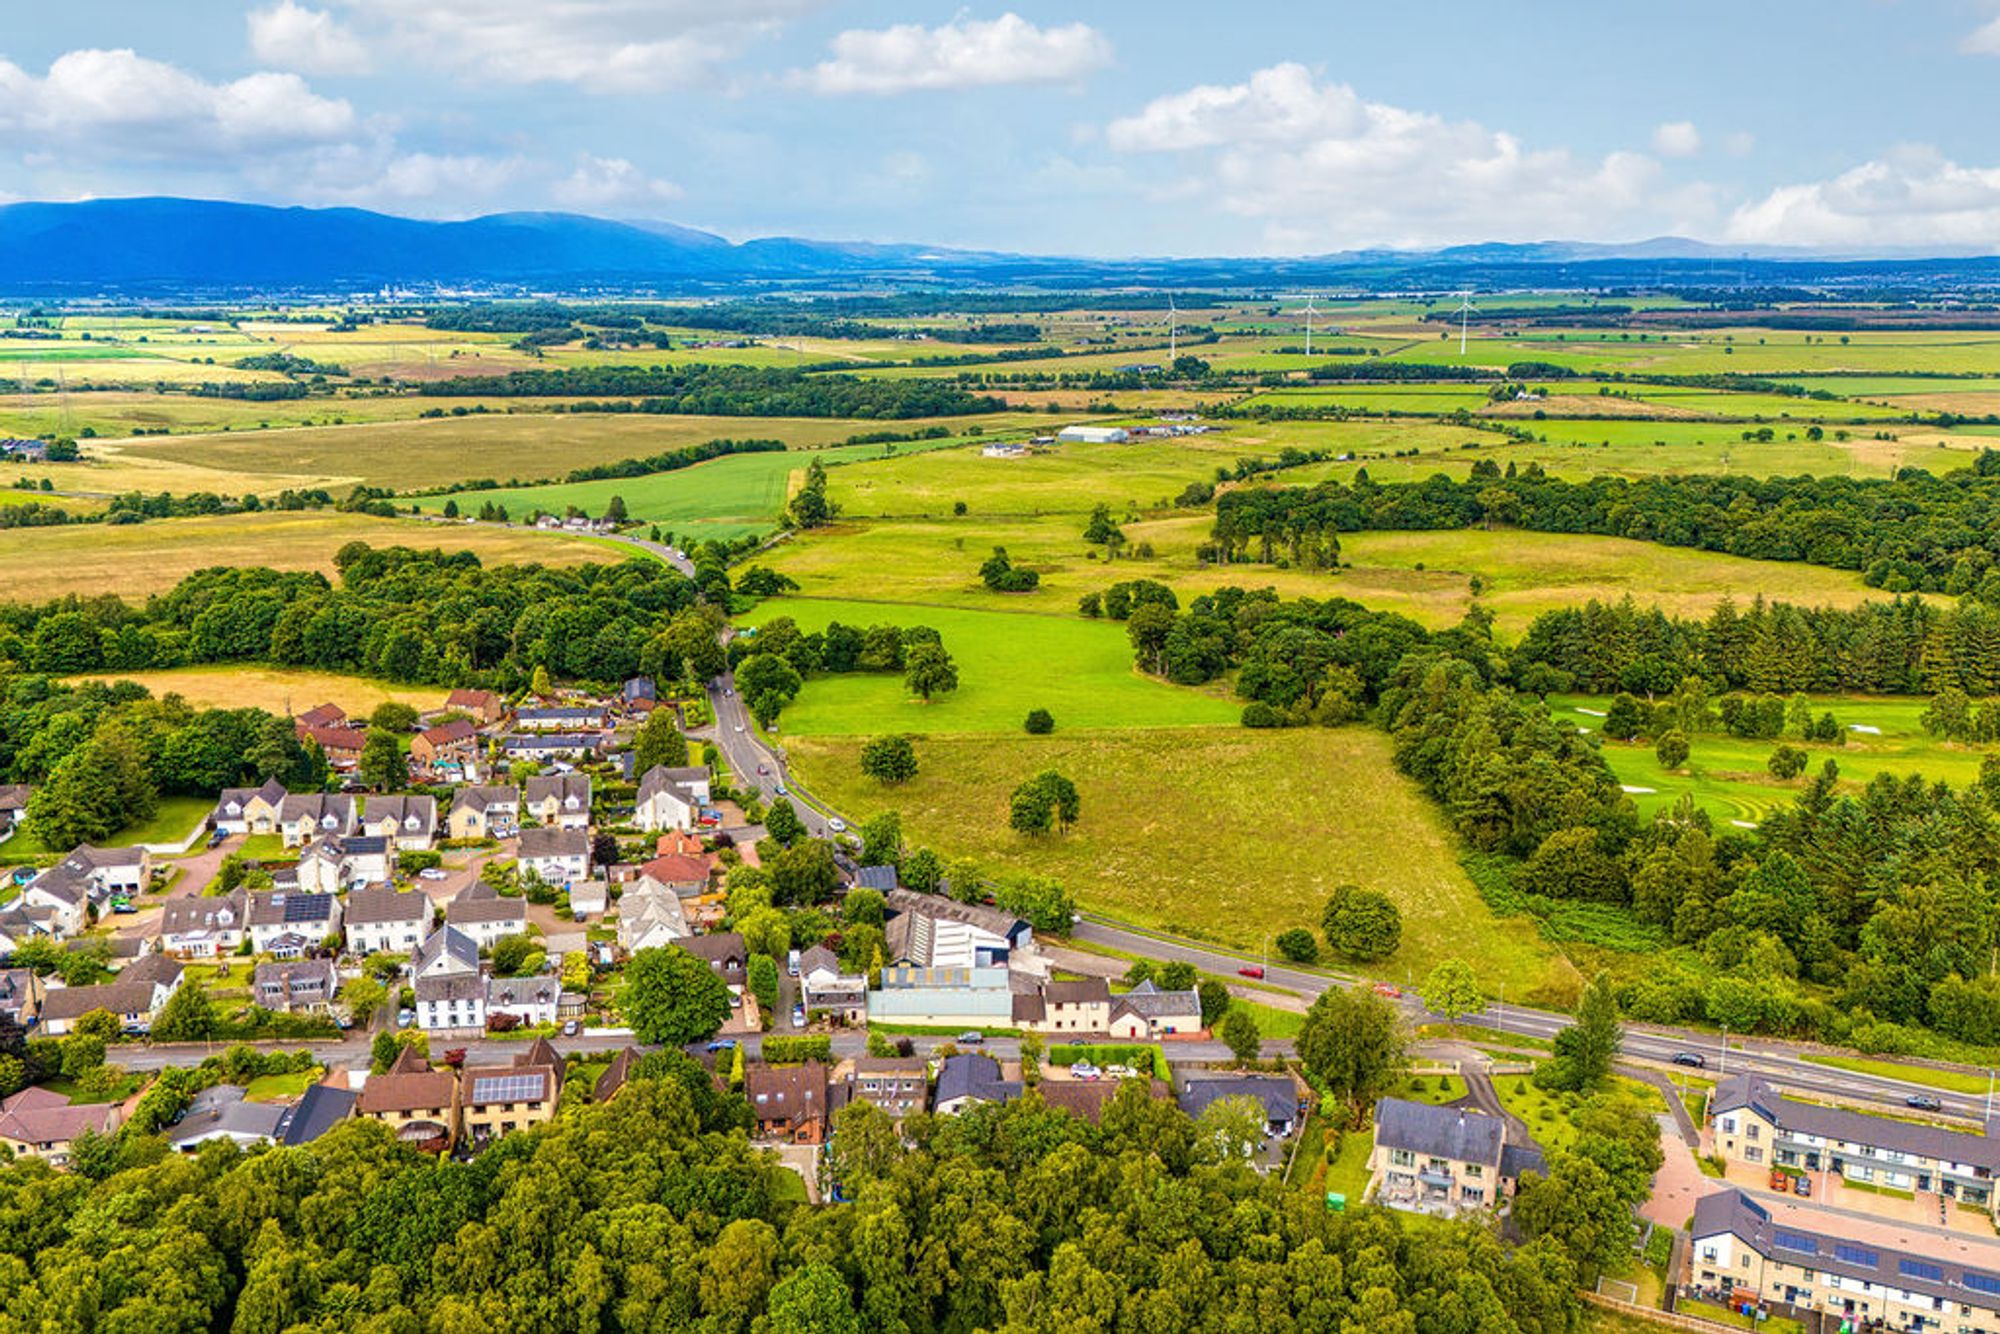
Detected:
left=1720, top=1025, right=1728, bottom=1078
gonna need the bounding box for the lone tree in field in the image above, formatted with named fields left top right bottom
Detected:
left=1024, top=708, right=1055, bottom=735
left=1421, top=958, right=1485, bottom=1025
left=1655, top=728, right=1690, bottom=771
left=1275, top=928, right=1319, bottom=964
left=903, top=643, right=959, bottom=701
left=1082, top=503, right=1125, bottom=555
left=859, top=734, right=919, bottom=785
left=1320, top=885, right=1402, bottom=962
left=1009, top=770, right=1080, bottom=836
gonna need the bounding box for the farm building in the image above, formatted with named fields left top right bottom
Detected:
left=1056, top=425, right=1129, bottom=444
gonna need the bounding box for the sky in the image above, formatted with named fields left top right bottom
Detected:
left=3, top=1, right=2000, bottom=256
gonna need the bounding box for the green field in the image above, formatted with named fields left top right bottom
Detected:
left=744, top=596, right=1238, bottom=733
left=0, top=794, right=210, bottom=861
left=1548, top=695, right=1987, bottom=823
left=782, top=725, right=1580, bottom=1003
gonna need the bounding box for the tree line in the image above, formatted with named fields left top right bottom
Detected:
left=414, top=363, right=1007, bottom=420
left=1211, top=454, right=2000, bottom=592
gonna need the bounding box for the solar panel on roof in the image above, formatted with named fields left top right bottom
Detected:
left=470, top=1074, right=544, bottom=1103
left=1833, top=1243, right=1879, bottom=1268
left=1900, top=1259, right=1944, bottom=1283
left=1772, top=1230, right=1818, bottom=1255
left=1968, top=1273, right=2000, bottom=1298
left=284, top=894, right=329, bottom=922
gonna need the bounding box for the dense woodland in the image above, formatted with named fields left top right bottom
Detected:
left=0, top=1055, right=1613, bottom=1334
left=416, top=364, right=1006, bottom=420
left=1211, top=455, right=2000, bottom=591
left=0, top=544, right=711, bottom=690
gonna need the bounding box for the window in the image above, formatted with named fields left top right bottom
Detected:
left=1466, top=1164, right=1483, bottom=1178
left=1746, top=1124, right=1760, bottom=1140
left=1747, top=1148, right=1763, bottom=1163
left=1390, top=1149, right=1413, bottom=1167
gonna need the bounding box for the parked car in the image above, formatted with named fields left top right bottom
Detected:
left=561, top=1019, right=579, bottom=1037
left=1794, top=1175, right=1811, bottom=1197
left=787, top=949, right=801, bottom=977
left=1373, top=983, right=1402, bottom=999
left=1907, top=1093, right=1944, bottom=1112
left=397, top=1008, right=415, bottom=1028
left=207, top=829, right=229, bottom=849
left=705, top=1039, right=737, bottom=1052
left=419, top=867, right=448, bottom=881
left=1238, top=965, right=1265, bottom=979
left=1072, top=1063, right=1101, bottom=1081
left=791, top=1006, right=806, bottom=1026
left=1105, top=1063, right=1135, bottom=1079
left=1670, top=1051, right=1706, bottom=1068
left=958, top=1031, right=985, bottom=1045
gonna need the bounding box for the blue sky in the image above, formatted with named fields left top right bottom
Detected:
left=3, top=1, right=1999, bottom=255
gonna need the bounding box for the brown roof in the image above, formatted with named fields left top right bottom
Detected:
left=746, top=1059, right=828, bottom=1127
left=41, top=979, right=156, bottom=1022
left=296, top=703, right=346, bottom=728
left=518, top=1037, right=564, bottom=1073
left=446, top=689, right=499, bottom=710
left=1045, top=978, right=1111, bottom=1007
left=595, top=1046, right=641, bottom=1102
left=1038, top=1077, right=1172, bottom=1123
left=296, top=723, right=365, bottom=753
left=0, top=1087, right=121, bottom=1146
left=639, top=853, right=711, bottom=886
left=359, top=1070, right=458, bottom=1115
left=419, top=719, right=478, bottom=747
left=655, top=831, right=706, bottom=857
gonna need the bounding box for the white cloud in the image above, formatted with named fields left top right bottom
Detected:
left=552, top=154, right=682, bottom=209
left=797, top=12, right=1111, bottom=95
left=248, top=1, right=371, bottom=75
left=282, top=143, right=524, bottom=211
left=1103, top=63, right=1693, bottom=250
left=1726, top=145, right=2000, bottom=249
left=336, top=0, right=817, bottom=92
left=1652, top=120, right=1701, bottom=158
left=1963, top=13, right=2000, bottom=55
left=1722, top=130, right=1756, bottom=158
left=0, top=48, right=355, bottom=153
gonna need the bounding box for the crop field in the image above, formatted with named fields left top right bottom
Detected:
left=1546, top=695, right=1989, bottom=824
left=1383, top=329, right=2000, bottom=378
left=65, top=666, right=447, bottom=717
left=0, top=510, right=614, bottom=601
left=782, top=725, right=1581, bottom=1003
left=131, top=410, right=1044, bottom=492
left=0, top=390, right=625, bottom=440
left=740, top=595, right=1239, bottom=733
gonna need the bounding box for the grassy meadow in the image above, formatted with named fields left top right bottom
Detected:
left=783, top=725, right=1580, bottom=1004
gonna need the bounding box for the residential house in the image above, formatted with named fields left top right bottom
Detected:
left=524, top=773, right=592, bottom=829
left=853, top=865, right=897, bottom=894
left=1039, top=1078, right=1174, bottom=1125
left=278, top=793, right=357, bottom=848
left=361, top=795, right=436, bottom=850
left=155, top=891, right=247, bottom=960
left=616, top=881, right=690, bottom=953
left=274, top=1082, right=358, bottom=1146
left=295, top=835, right=391, bottom=895
left=0, top=904, right=55, bottom=955
left=798, top=945, right=868, bottom=1025
left=253, top=958, right=339, bottom=1013
left=869, top=964, right=1014, bottom=1030
left=296, top=703, right=347, bottom=730
left=516, top=705, right=607, bottom=733
left=1689, top=1186, right=2000, bottom=1331
left=634, top=764, right=712, bottom=832
left=25, top=845, right=152, bottom=934
left=357, top=1048, right=459, bottom=1151
left=0, top=1088, right=123, bottom=1166
left=0, top=783, right=31, bottom=836
left=1107, top=979, right=1205, bottom=1040
left=446, top=881, right=527, bottom=950
left=37, top=978, right=162, bottom=1036
left=502, top=733, right=602, bottom=764
left=518, top=826, right=591, bottom=887
left=843, top=1057, right=928, bottom=1119
left=934, top=1053, right=1022, bottom=1115
left=681, top=931, right=747, bottom=988
left=412, top=925, right=480, bottom=982
left=411, top=720, right=479, bottom=768
left=296, top=723, right=366, bottom=771
left=211, top=778, right=287, bottom=835
left=1180, top=1075, right=1302, bottom=1138
left=0, top=968, right=45, bottom=1027
left=883, top=889, right=1037, bottom=973
left=446, top=785, right=518, bottom=840
left=1368, top=1098, right=1541, bottom=1214
left=566, top=880, right=608, bottom=916
left=634, top=851, right=712, bottom=899
left=1029, top=978, right=1110, bottom=1035
left=460, top=1041, right=563, bottom=1145
left=344, top=887, right=431, bottom=956
left=166, top=1086, right=286, bottom=1152
left=444, top=688, right=506, bottom=726
left=1713, top=1074, right=2000, bottom=1212
left=594, top=1046, right=641, bottom=1103
left=487, top=974, right=560, bottom=1027
left=414, top=973, right=487, bottom=1034
left=246, top=891, right=344, bottom=956
left=746, top=1060, right=831, bottom=1143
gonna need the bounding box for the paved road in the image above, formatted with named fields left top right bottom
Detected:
left=701, top=669, right=840, bottom=840
left=411, top=517, right=698, bottom=579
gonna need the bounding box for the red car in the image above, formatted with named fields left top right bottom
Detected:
left=1238, top=965, right=1265, bottom=979
left=1373, top=983, right=1402, bottom=999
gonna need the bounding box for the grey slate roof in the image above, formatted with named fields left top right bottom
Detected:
left=276, top=1083, right=357, bottom=1145
left=524, top=773, right=592, bottom=808
left=166, top=1090, right=285, bottom=1146
left=1500, top=1142, right=1548, bottom=1182
left=346, top=886, right=429, bottom=927
left=414, top=925, right=480, bottom=976
left=935, top=1053, right=1021, bottom=1108
left=854, top=865, right=898, bottom=892
left=447, top=881, right=528, bottom=926
left=451, top=785, right=518, bottom=815
left=518, top=826, right=590, bottom=859
left=415, top=973, right=487, bottom=1004
left=1180, top=1075, right=1298, bottom=1126
left=1715, top=1074, right=2000, bottom=1170
left=1372, top=1097, right=1506, bottom=1168
left=159, top=891, right=248, bottom=935
left=1111, top=979, right=1203, bottom=1019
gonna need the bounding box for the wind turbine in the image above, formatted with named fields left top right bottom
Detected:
left=1166, top=292, right=1177, bottom=363
left=1456, top=291, right=1476, bottom=356
left=1281, top=293, right=1319, bottom=356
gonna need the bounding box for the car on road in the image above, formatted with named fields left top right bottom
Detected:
left=1670, top=1052, right=1706, bottom=1068
left=562, top=1020, right=579, bottom=1037
left=757, top=764, right=769, bottom=775
left=773, top=784, right=786, bottom=796
left=418, top=867, right=448, bottom=881
left=735, top=724, right=745, bottom=732
left=1238, top=965, right=1265, bottom=979
left=958, top=1031, right=985, bottom=1045
left=705, top=1039, right=736, bottom=1052
left=828, top=817, right=847, bottom=833
left=1373, top=983, right=1402, bottom=999
left=1907, top=1093, right=1944, bottom=1112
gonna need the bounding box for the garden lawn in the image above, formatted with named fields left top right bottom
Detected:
left=0, top=794, right=210, bottom=860
left=1800, top=1053, right=1992, bottom=1096
left=783, top=725, right=1579, bottom=1004
left=743, top=597, right=1239, bottom=734
left=245, top=1070, right=321, bottom=1101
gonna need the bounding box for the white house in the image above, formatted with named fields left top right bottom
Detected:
left=211, top=778, right=287, bottom=836
left=344, top=887, right=431, bottom=957
left=360, top=795, right=436, bottom=850
left=447, top=786, right=519, bottom=840
left=294, top=836, right=391, bottom=896
left=445, top=881, right=527, bottom=951
left=414, top=973, right=486, bottom=1034
left=518, top=826, right=590, bottom=887
left=278, top=794, right=357, bottom=848
left=1107, top=980, right=1206, bottom=1039
left=24, top=846, right=151, bottom=936
left=412, top=924, right=480, bottom=981
left=246, top=892, right=344, bottom=956
left=487, top=974, right=560, bottom=1027
left=616, top=881, right=690, bottom=954
left=156, top=891, right=249, bottom=959
left=634, top=765, right=711, bottom=832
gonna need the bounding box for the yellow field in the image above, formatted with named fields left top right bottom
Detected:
left=66, top=666, right=447, bottom=716
left=0, top=510, right=614, bottom=601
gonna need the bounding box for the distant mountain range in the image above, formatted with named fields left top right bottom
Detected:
left=2, top=197, right=1997, bottom=296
